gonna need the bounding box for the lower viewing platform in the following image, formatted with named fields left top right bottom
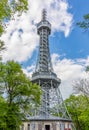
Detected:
left=31, top=71, right=61, bottom=84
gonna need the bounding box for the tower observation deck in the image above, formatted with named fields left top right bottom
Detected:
left=22, top=9, right=75, bottom=130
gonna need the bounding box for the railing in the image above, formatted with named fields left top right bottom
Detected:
left=37, top=21, right=51, bottom=30
left=32, top=72, right=61, bottom=83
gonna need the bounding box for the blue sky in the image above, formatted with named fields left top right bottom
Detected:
left=65, top=0, right=89, bottom=59
left=1, top=0, right=89, bottom=99
left=50, top=0, right=89, bottom=60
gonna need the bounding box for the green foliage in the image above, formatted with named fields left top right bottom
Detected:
left=0, top=40, right=5, bottom=60
left=0, top=61, right=41, bottom=130
left=77, top=14, right=89, bottom=30
left=0, top=96, right=7, bottom=129
left=86, top=66, right=89, bottom=72
left=0, top=0, right=11, bottom=35
left=65, top=95, right=89, bottom=130
left=0, top=0, right=28, bottom=36
left=13, top=0, right=28, bottom=12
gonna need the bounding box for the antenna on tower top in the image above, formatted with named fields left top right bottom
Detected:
left=42, top=8, right=47, bottom=21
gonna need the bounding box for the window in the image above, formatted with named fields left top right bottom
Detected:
left=31, top=123, right=35, bottom=130
left=60, top=123, right=65, bottom=130
left=28, top=124, right=30, bottom=130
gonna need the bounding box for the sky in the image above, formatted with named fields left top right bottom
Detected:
left=1, top=0, right=89, bottom=99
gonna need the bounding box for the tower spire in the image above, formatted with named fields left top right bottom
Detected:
left=42, top=9, right=47, bottom=21
left=35, top=9, right=53, bottom=73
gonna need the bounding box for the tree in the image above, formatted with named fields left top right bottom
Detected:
left=73, top=67, right=89, bottom=104
left=73, top=79, right=89, bottom=98
left=0, top=61, right=41, bottom=130
left=73, top=65, right=89, bottom=103
left=65, top=95, right=89, bottom=130
left=0, top=0, right=28, bottom=35
left=0, top=0, right=28, bottom=57
left=0, top=41, right=5, bottom=60
left=0, top=96, right=8, bottom=129
left=77, top=14, right=89, bottom=31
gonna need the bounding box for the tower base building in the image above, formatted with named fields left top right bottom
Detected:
left=21, top=9, right=75, bottom=130
left=22, top=119, right=73, bottom=130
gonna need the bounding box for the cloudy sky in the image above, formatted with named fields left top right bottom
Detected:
left=1, top=0, right=89, bottom=99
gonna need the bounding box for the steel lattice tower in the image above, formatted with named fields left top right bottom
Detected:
left=31, top=9, right=71, bottom=120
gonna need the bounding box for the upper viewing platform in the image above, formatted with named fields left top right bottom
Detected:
left=37, top=21, right=51, bottom=31
left=37, top=9, right=51, bottom=34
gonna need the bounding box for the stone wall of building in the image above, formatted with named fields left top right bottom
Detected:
left=21, top=121, right=72, bottom=130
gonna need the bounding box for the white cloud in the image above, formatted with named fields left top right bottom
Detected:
left=22, top=65, right=35, bottom=78
left=52, top=54, right=84, bottom=81
left=0, top=0, right=73, bottom=62
left=1, top=13, right=39, bottom=62
left=51, top=53, right=88, bottom=99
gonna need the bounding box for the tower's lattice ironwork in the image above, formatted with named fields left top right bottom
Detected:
left=31, top=9, right=71, bottom=120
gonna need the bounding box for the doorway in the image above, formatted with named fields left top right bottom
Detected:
left=45, top=125, right=50, bottom=130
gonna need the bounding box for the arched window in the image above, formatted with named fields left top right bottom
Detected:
left=28, top=124, right=30, bottom=130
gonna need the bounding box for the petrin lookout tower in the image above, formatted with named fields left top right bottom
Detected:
left=22, top=9, right=75, bottom=130
left=32, top=9, right=69, bottom=120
